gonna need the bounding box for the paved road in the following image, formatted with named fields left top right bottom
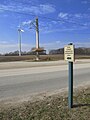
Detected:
left=0, top=61, right=90, bottom=101
left=0, top=59, right=90, bottom=70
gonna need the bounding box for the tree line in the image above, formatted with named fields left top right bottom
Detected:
left=0, top=47, right=90, bottom=56
left=49, top=47, right=90, bottom=55
left=1, top=50, right=46, bottom=56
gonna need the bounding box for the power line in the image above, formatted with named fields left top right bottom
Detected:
left=0, top=8, right=36, bottom=17
left=0, top=8, right=90, bottom=28
left=0, top=0, right=90, bottom=28
left=39, top=16, right=90, bottom=27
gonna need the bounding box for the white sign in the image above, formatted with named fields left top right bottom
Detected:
left=64, top=45, right=74, bottom=62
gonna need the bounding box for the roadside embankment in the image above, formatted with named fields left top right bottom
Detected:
left=0, top=86, right=90, bottom=120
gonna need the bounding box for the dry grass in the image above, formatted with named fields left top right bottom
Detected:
left=0, top=55, right=35, bottom=62
left=0, top=55, right=90, bottom=62
left=0, top=87, right=90, bottom=120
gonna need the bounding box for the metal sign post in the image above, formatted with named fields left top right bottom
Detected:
left=64, top=43, right=74, bottom=108
left=68, top=61, right=73, bottom=108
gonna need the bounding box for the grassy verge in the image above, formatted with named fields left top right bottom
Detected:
left=0, top=55, right=90, bottom=62
left=0, top=87, right=90, bottom=120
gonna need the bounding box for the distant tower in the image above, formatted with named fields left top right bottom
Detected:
left=36, top=17, right=39, bottom=49
left=18, top=28, right=24, bottom=56
left=36, top=17, right=39, bottom=60
left=30, top=17, right=45, bottom=60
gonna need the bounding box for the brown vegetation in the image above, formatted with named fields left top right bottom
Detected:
left=0, top=54, right=90, bottom=62
left=0, top=87, right=90, bottom=120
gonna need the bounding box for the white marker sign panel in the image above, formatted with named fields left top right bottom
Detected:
left=64, top=45, right=74, bottom=62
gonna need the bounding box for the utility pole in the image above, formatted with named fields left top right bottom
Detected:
left=36, top=17, right=39, bottom=49
left=30, top=17, right=44, bottom=60
left=18, top=28, right=24, bottom=56
left=36, top=17, right=39, bottom=60
left=18, top=29, right=21, bottom=56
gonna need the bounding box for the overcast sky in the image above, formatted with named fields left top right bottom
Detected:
left=0, top=0, right=90, bottom=53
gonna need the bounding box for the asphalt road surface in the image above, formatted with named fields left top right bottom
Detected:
left=0, top=60, right=90, bottom=102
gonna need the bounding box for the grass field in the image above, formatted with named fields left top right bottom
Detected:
left=0, top=55, right=90, bottom=62
left=0, top=86, right=90, bottom=120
